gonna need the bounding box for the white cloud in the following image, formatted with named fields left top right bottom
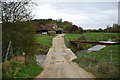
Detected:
left=102, top=9, right=118, bottom=15
left=32, top=3, right=89, bottom=22
left=32, top=0, right=119, bottom=2
left=32, top=2, right=118, bottom=29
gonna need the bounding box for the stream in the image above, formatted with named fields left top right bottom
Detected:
left=75, top=45, right=106, bottom=55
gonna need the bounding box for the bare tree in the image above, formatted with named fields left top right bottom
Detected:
left=1, top=0, right=34, bottom=22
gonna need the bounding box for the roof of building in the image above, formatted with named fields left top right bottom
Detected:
left=38, top=25, right=56, bottom=31
left=37, top=24, right=63, bottom=31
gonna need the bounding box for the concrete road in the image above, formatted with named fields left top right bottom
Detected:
left=36, top=34, right=95, bottom=78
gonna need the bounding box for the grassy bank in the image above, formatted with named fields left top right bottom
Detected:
left=15, top=60, right=43, bottom=78
left=64, top=32, right=119, bottom=78
left=34, top=34, right=55, bottom=55
left=3, top=56, right=43, bottom=78
left=73, top=44, right=120, bottom=78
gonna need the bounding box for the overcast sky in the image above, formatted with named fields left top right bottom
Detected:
left=32, top=2, right=118, bottom=29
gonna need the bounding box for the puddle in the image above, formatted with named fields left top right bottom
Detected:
left=53, top=53, right=67, bottom=55
left=35, top=55, right=46, bottom=66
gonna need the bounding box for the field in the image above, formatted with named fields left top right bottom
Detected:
left=65, top=32, right=120, bottom=78
left=35, top=34, right=55, bottom=47
left=64, top=32, right=119, bottom=41
left=34, top=34, right=55, bottom=55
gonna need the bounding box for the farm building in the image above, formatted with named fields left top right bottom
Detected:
left=36, top=24, right=63, bottom=34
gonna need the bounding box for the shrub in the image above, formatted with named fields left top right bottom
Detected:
left=2, top=56, right=25, bottom=78
left=2, top=56, right=42, bottom=78
left=2, top=21, right=36, bottom=62
left=10, top=56, right=25, bottom=65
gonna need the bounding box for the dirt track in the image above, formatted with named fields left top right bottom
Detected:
left=36, top=34, right=95, bottom=78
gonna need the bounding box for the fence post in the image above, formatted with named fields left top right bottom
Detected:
left=5, top=41, right=11, bottom=61
left=109, top=50, right=112, bottom=64
left=94, top=53, right=95, bottom=59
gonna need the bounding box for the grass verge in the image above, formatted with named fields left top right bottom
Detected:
left=65, top=32, right=120, bottom=78
left=72, top=44, right=120, bottom=78
left=34, top=34, right=55, bottom=55
left=2, top=56, right=43, bottom=78
left=35, top=34, right=55, bottom=47
left=15, top=61, right=43, bottom=78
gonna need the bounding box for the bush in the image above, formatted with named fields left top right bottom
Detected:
left=2, top=61, right=12, bottom=77
left=2, top=21, right=36, bottom=61
left=10, top=56, right=25, bottom=66
left=2, top=56, right=25, bottom=78
left=2, top=56, right=43, bottom=78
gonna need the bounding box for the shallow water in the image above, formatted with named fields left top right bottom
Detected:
left=76, top=45, right=106, bottom=55
left=35, top=55, right=46, bottom=66
left=87, top=45, right=106, bottom=52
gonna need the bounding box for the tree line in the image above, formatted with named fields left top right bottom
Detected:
left=84, top=24, right=120, bottom=33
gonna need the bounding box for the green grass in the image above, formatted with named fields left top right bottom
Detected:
left=15, top=62, right=43, bottom=78
left=77, top=45, right=119, bottom=65
left=64, top=33, right=83, bottom=52
left=2, top=56, right=43, bottom=78
left=65, top=32, right=120, bottom=41
left=35, top=34, right=55, bottom=47
left=65, top=32, right=120, bottom=78
left=34, top=34, right=55, bottom=55
left=83, top=32, right=119, bottom=41
left=88, top=45, right=119, bottom=64
left=64, top=33, right=82, bottom=41
left=73, top=50, right=119, bottom=78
